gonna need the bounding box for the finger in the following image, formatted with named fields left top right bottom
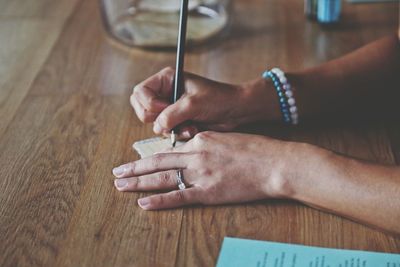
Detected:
left=131, top=95, right=159, bottom=123
left=112, top=153, right=189, bottom=178
left=114, top=169, right=194, bottom=192
left=154, top=98, right=196, bottom=134
left=133, top=67, right=175, bottom=98
left=134, top=88, right=169, bottom=113
left=158, top=141, right=191, bottom=154
left=137, top=187, right=201, bottom=210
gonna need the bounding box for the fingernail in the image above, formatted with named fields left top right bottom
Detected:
left=153, top=123, right=162, bottom=134
left=181, top=130, right=191, bottom=139
left=138, top=198, right=150, bottom=208
left=114, top=179, right=128, bottom=189
left=113, top=166, right=125, bottom=177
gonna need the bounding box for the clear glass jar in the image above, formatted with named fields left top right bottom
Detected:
left=100, top=0, right=231, bottom=48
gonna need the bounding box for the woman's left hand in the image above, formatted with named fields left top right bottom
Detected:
left=112, top=131, right=296, bottom=210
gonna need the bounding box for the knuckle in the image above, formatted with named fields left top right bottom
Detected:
left=133, top=84, right=141, bottom=94
left=150, top=154, right=163, bottom=169
left=155, top=195, right=165, bottom=206
left=126, top=162, right=136, bottom=174
left=199, top=166, right=212, bottom=177
left=196, top=131, right=209, bottom=140
left=193, top=132, right=210, bottom=145
left=136, top=109, right=146, bottom=122
left=193, top=133, right=204, bottom=142
left=158, top=171, right=172, bottom=186
left=194, top=151, right=209, bottom=164
left=162, top=66, right=175, bottom=75
left=174, top=190, right=186, bottom=203
left=202, top=131, right=215, bottom=137
left=131, top=177, right=140, bottom=189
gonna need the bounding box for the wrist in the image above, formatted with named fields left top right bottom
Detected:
left=236, top=78, right=282, bottom=123
left=266, top=141, right=333, bottom=200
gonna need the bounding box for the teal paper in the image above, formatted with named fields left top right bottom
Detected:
left=216, top=237, right=400, bottom=267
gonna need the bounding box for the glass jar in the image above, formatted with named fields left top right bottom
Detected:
left=100, top=0, right=232, bottom=48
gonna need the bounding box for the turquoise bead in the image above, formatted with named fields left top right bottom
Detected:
left=263, top=69, right=294, bottom=125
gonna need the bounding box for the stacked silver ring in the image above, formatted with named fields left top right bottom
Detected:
left=176, top=170, right=186, bottom=190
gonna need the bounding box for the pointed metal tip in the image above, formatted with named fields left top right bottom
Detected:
left=171, top=131, right=176, bottom=148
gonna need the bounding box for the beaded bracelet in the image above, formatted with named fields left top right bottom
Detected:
left=262, top=68, right=299, bottom=125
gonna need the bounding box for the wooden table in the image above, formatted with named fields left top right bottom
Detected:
left=0, top=0, right=399, bottom=266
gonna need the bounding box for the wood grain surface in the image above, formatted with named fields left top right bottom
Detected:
left=0, top=0, right=399, bottom=266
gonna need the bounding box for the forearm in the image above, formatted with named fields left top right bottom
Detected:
left=283, top=143, right=400, bottom=235
left=239, top=35, right=400, bottom=124
left=289, top=35, right=400, bottom=120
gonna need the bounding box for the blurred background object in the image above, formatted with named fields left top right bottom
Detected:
left=317, top=0, right=342, bottom=24
left=306, top=0, right=399, bottom=25
left=305, top=0, right=342, bottom=24
left=100, top=0, right=231, bottom=48
left=305, top=0, right=319, bottom=19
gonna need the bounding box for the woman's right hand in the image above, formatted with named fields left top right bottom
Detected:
left=131, top=67, right=281, bottom=138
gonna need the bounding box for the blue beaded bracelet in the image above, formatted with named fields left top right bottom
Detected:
left=262, top=68, right=299, bottom=125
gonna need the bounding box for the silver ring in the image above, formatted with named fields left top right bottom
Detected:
left=176, top=170, right=186, bottom=190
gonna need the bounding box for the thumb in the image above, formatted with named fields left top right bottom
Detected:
left=160, top=125, right=199, bottom=140
left=179, top=125, right=199, bottom=139
left=153, top=98, right=196, bottom=134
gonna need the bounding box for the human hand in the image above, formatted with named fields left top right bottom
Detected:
left=112, top=131, right=294, bottom=210
left=131, top=67, right=281, bottom=139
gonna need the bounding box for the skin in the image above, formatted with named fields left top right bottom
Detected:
left=114, top=34, right=400, bottom=235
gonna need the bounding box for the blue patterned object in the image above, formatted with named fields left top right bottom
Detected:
left=263, top=71, right=292, bottom=124
left=317, top=0, right=342, bottom=23
left=263, top=68, right=299, bottom=125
